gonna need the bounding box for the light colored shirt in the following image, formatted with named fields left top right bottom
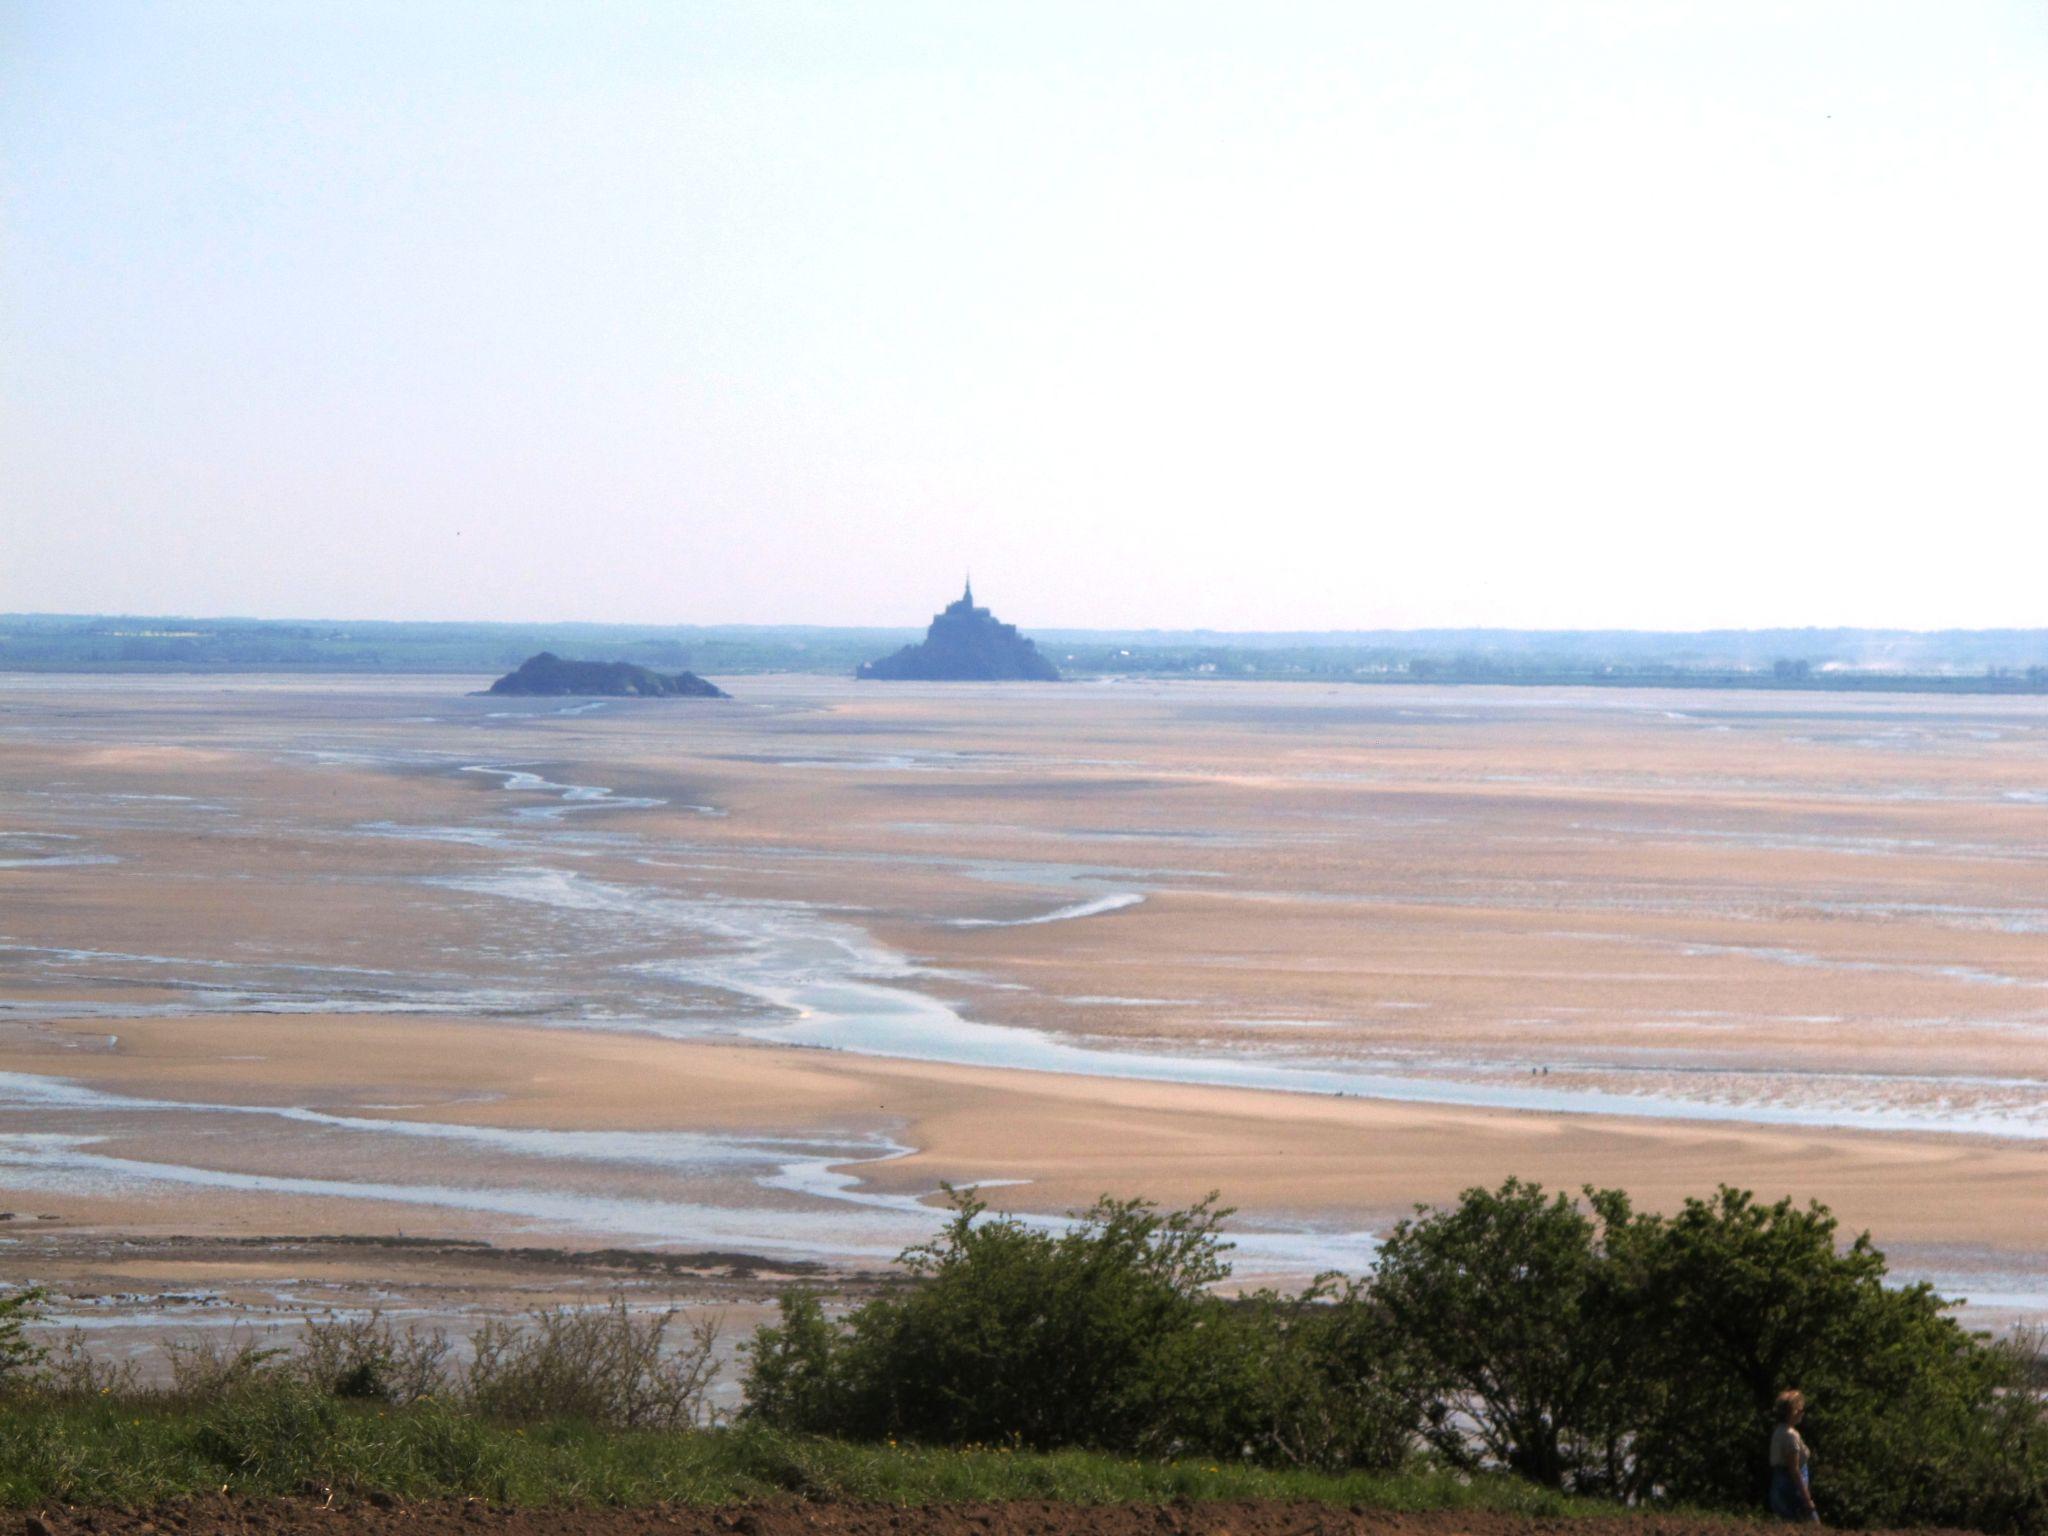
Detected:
left=1771, top=1424, right=1811, bottom=1472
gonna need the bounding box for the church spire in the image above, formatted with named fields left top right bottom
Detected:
left=963, top=572, right=974, bottom=607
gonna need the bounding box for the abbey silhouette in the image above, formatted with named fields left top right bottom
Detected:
left=857, top=579, right=1061, bottom=681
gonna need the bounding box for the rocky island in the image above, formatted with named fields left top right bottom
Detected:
left=857, top=581, right=1061, bottom=681
left=484, top=652, right=729, bottom=697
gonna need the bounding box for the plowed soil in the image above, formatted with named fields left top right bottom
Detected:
left=12, top=1500, right=1969, bottom=1536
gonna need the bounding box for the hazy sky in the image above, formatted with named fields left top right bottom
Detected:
left=4, top=2, right=2044, bottom=631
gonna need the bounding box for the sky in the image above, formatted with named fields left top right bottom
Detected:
left=3, top=2, right=2045, bottom=632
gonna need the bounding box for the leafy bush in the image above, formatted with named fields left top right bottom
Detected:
left=1149, top=1277, right=1425, bottom=1472
left=753, top=1191, right=1182, bottom=1445
left=737, top=1290, right=843, bottom=1434
left=0, top=1285, right=45, bottom=1384
left=863, top=1189, right=1230, bottom=1451
left=741, top=1188, right=1419, bottom=1470
left=1377, top=1179, right=2048, bottom=1530
left=1373, top=1177, right=1635, bottom=1488
left=1603, top=1185, right=1991, bottom=1517
left=747, top=1189, right=1235, bottom=1451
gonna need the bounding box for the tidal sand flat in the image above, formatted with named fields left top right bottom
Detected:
left=2, top=673, right=2045, bottom=1327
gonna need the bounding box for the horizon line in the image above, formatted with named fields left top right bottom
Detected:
left=7, top=609, right=2048, bottom=641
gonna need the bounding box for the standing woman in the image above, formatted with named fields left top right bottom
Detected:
left=1770, top=1389, right=1821, bottom=1522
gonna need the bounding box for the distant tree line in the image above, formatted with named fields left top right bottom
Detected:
left=6, top=615, right=2048, bottom=692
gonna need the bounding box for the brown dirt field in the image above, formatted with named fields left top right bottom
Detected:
left=8, top=1500, right=1918, bottom=1536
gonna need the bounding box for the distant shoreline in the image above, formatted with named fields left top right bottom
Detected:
left=4, top=612, right=2046, bottom=694
left=3, top=659, right=2045, bottom=697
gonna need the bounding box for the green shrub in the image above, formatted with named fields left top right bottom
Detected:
left=741, top=1188, right=1420, bottom=1470
left=1374, top=1177, right=1636, bottom=1488
left=1609, top=1188, right=2048, bottom=1531
left=739, top=1291, right=844, bottom=1433
left=0, top=1285, right=45, bottom=1384
left=746, top=1188, right=1237, bottom=1449
left=1227, top=1278, right=1431, bottom=1472
left=849, top=1189, right=1233, bottom=1451
left=1378, top=1179, right=2048, bottom=1530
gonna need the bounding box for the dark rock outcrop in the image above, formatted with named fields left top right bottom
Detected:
left=484, top=652, right=728, bottom=698
left=858, top=582, right=1060, bottom=681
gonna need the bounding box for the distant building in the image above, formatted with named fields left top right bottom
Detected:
left=857, top=580, right=1061, bottom=681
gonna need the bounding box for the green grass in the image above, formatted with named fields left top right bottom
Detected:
left=0, top=1389, right=1625, bottom=1514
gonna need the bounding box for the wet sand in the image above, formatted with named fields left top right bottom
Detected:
left=2, top=673, right=2045, bottom=1328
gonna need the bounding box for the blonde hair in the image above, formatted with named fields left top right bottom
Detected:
left=1775, top=1389, right=1806, bottom=1424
